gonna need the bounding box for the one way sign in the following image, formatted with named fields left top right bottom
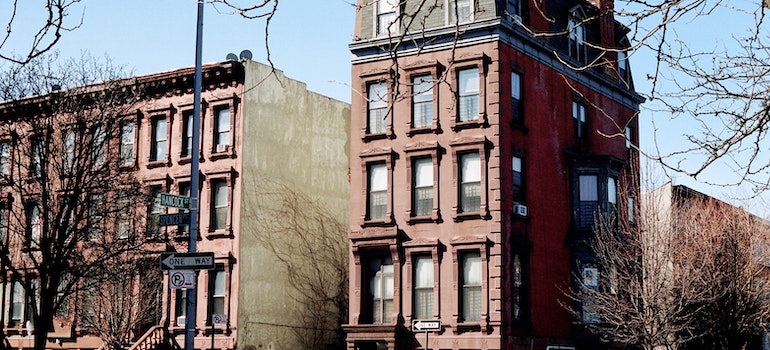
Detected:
left=160, top=252, right=215, bottom=270
left=411, top=319, right=442, bottom=332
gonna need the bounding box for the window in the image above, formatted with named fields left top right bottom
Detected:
left=607, top=177, right=618, bottom=213
left=30, top=135, right=43, bottom=177
left=208, top=266, right=226, bottom=323
left=0, top=206, right=6, bottom=243
left=0, top=141, right=10, bottom=178
left=377, top=0, right=398, bottom=36
left=214, top=107, right=231, bottom=152
left=618, top=50, right=628, bottom=81
left=412, top=75, right=433, bottom=128
left=511, top=72, right=523, bottom=124
left=367, top=82, right=388, bottom=134
left=367, top=163, right=388, bottom=220
left=367, top=255, right=393, bottom=324
left=581, top=264, right=600, bottom=324
left=178, top=182, right=191, bottom=235
left=148, top=186, right=162, bottom=236
left=10, top=280, right=25, bottom=324
left=578, top=175, right=598, bottom=228
left=120, top=121, right=135, bottom=165
left=460, top=251, right=481, bottom=323
left=512, top=156, right=524, bottom=203
left=91, top=125, right=106, bottom=168
left=458, top=68, right=480, bottom=122
left=176, top=289, right=187, bottom=326
left=182, top=111, right=193, bottom=157
left=117, top=191, right=132, bottom=239
left=628, top=197, right=635, bottom=222
left=88, top=194, right=103, bottom=240
left=413, top=255, right=434, bottom=320
left=513, top=254, right=523, bottom=321
left=459, top=152, right=481, bottom=213
left=568, top=16, right=586, bottom=63
left=211, top=180, right=228, bottom=231
left=626, top=126, right=633, bottom=149
left=412, top=158, right=433, bottom=217
left=506, top=0, right=521, bottom=17
left=573, top=101, right=587, bottom=138
left=151, top=117, right=167, bottom=162
left=63, top=130, right=76, bottom=173
left=26, top=201, right=40, bottom=246
left=450, top=0, right=473, bottom=24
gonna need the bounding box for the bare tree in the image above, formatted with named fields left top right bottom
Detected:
left=569, top=183, right=770, bottom=350
left=0, top=0, right=84, bottom=65
left=245, top=180, right=348, bottom=350
left=79, top=257, right=163, bottom=350
left=0, top=53, right=159, bottom=350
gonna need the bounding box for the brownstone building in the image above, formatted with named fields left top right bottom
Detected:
left=345, top=0, right=643, bottom=349
left=0, top=59, right=350, bottom=350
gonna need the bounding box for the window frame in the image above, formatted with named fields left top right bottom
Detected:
left=87, top=193, right=104, bottom=240
left=29, top=134, right=45, bottom=178
left=62, top=128, right=77, bottom=175
left=376, top=0, right=399, bottom=36
left=404, top=62, right=442, bottom=135
left=573, top=100, right=587, bottom=139
left=366, top=81, right=390, bottom=136
left=119, top=118, right=138, bottom=168
left=180, top=110, right=194, bottom=159
left=405, top=141, right=441, bottom=223
left=449, top=0, right=474, bottom=24
left=568, top=11, right=587, bottom=63
left=450, top=56, right=488, bottom=130
left=451, top=137, right=489, bottom=221
left=403, top=239, right=440, bottom=324
left=212, top=105, right=232, bottom=154
left=207, top=264, right=228, bottom=327
left=360, top=147, right=395, bottom=226
left=511, top=71, right=524, bottom=125
left=449, top=235, right=488, bottom=330
left=512, top=155, right=525, bottom=204
left=149, top=115, right=169, bottom=164
left=0, top=138, right=12, bottom=182
left=90, top=124, right=106, bottom=169
left=203, top=170, right=233, bottom=238
left=25, top=199, right=41, bottom=248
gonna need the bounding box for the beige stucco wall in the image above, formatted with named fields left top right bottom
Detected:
left=237, top=61, right=350, bottom=350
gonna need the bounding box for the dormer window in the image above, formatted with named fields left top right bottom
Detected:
left=450, top=0, right=473, bottom=24
left=568, top=10, right=587, bottom=63
left=377, top=0, right=399, bottom=36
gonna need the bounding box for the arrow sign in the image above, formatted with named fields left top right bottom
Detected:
left=411, top=319, right=441, bottom=332
left=160, top=252, right=215, bottom=270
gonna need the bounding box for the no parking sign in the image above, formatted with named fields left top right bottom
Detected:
left=170, top=270, right=195, bottom=289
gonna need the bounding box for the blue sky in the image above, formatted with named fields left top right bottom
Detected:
left=2, top=0, right=767, bottom=212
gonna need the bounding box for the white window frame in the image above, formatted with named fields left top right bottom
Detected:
left=210, top=179, right=228, bottom=232
left=120, top=120, right=135, bottom=166
left=458, top=68, right=480, bottom=122
left=376, top=0, right=399, bottom=36
left=412, top=157, right=434, bottom=218
left=151, top=116, right=167, bottom=162
left=411, top=75, right=434, bottom=129
left=412, top=255, right=434, bottom=320
left=367, top=81, right=389, bottom=134
left=214, top=106, right=231, bottom=152
left=460, top=250, right=482, bottom=323
left=459, top=152, right=481, bottom=213
left=368, top=162, right=388, bottom=221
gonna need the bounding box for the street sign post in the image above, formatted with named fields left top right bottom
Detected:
left=160, top=252, right=215, bottom=270
left=411, top=319, right=441, bottom=350
left=158, top=212, right=191, bottom=226
left=159, top=192, right=191, bottom=209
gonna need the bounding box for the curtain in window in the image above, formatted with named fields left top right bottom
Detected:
left=460, top=153, right=481, bottom=212
left=413, top=256, right=433, bottom=320
left=371, top=260, right=393, bottom=324
left=461, top=252, right=481, bottom=322
left=414, top=159, right=433, bottom=217
left=368, top=82, right=388, bottom=133
left=458, top=68, right=480, bottom=121
left=369, top=164, right=387, bottom=219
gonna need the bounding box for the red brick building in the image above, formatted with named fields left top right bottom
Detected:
left=345, top=0, right=642, bottom=349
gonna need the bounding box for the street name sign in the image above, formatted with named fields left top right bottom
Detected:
left=159, top=192, right=191, bottom=209
left=160, top=252, right=215, bottom=270
left=411, top=319, right=442, bottom=332
left=158, top=212, right=191, bottom=226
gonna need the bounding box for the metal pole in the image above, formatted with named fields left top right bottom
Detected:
left=186, top=1, right=204, bottom=350
left=424, top=332, right=428, bottom=350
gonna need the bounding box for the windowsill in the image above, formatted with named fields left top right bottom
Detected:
left=362, top=132, right=390, bottom=142
left=361, top=217, right=395, bottom=227
left=453, top=211, right=484, bottom=222
left=455, top=322, right=482, bottom=333
left=118, top=163, right=137, bottom=171
left=147, top=159, right=170, bottom=169
left=451, top=115, right=487, bottom=131
left=206, top=229, right=233, bottom=240
left=407, top=212, right=441, bottom=225
left=209, top=150, right=234, bottom=161
left=407, top=125, right=440, bottom=136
